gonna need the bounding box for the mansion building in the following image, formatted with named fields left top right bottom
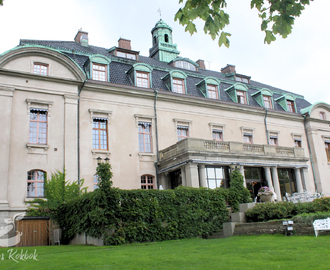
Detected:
left=1, top=20, right=330, bottom=217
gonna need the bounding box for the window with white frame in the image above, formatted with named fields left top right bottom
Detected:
left=29, top=108, right=48, bottom=144
left=33, top=63, right=48, bottom=75
left=205, top=167, right=230, bottom=189
left=92, top=63, right=107, bottom=81
left=138, top=122, right=152, bottom=152
left=207, top=84, right=218, bottom=99
left=136, top=71, right=149, bottom=88
left=93, top=118, right=108, bottom=150
left=27, top=170, right=45, bottom=197
left=172, top=78, right=185, bottom=94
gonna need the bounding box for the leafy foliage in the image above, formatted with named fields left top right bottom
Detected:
left=96, top=162, right=113, bottom=192
left=27, top=170, right=86, bottom=219
left=228, top=169, right=252, bottom=212
left=175, top=0, right=313, bottom=47
left=293, top=212, right=330, bottom=226
left=245, top=200, right=325, bottom=222
left=58, top=186, right=230, bottom=245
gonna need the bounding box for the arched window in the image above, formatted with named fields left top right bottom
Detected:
left=164, top=34, right=169, bottom=43
left=27, top=170, right=45, bottom=197
left=141, top=175, right=155, bottom=189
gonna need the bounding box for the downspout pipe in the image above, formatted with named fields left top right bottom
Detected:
left=303, top=115, right=318, bottom=192
left=264, top=108, right=269, bottom=144
left=154, top=89, right=160, bottom=189
left=77, top=76, right=87, bottom=195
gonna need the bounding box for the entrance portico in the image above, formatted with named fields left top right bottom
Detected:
left=158, top=138, right=311, bottom=200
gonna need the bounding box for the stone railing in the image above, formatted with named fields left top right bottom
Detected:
left=159, top=138, right=305, bottom=161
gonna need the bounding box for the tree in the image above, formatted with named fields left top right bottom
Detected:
left=175, top=0, right=313, bottom=47
left=0, top=1, right=3, bottom=6
left=27, top=170, right=86, bottom=219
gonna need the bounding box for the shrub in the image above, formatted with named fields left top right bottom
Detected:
left=293, top=212, right=330, bottom=226
left=58, top=186, right=230, bottom=245
left=313, top=197, right=330, bottom=212
left=228, top=169, right=251, bottom=212
left=245, top=201, right=315, bottom=222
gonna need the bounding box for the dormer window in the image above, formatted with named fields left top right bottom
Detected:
left=34, top=63, right=48, bottom=75
left=225, top=83, right=248, bottom=105
left=174, top=61, right=197, bottom=71
left=287, top=100, right=295, bottom=113
left=92, top=63, right=106, bottom=81
left=173, top=78, right=185, bottom=94
left=263, top=95, right=272, bottom=109
left=116, top=51, right=136, bottom=60
left=275, top=94, right=296, bottom=113
left=235, top=76, right=249, bottom=83
left=136, top=71, right=149, bottom=88
left=207, top=84, right=218, bottom=99
left=162, top=70, right=187, bottom=94
left=237, top=91, right=247, bottom=104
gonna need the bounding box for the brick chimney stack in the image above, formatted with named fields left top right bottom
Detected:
left=221, top=64, right=236, bottom=74
left=118, top=38, right=131, bottom=50
left=74, top=29, right=88, bottom=47
left=196, top=59, right=205, bottom=69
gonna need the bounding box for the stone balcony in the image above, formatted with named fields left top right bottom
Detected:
left=159, top=138, right=306, bottom=162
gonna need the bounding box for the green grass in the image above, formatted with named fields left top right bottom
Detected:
left=0, top=235, right=329, bottom=269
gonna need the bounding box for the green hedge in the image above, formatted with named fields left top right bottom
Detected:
left=245, top=197, right=330, bottom=222
left=57, top=186, right=230, bottom=245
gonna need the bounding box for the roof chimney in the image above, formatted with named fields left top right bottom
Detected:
left=118, top=38, right=131, bottom=50
left=221, top=64, right=236, bottom=74
left=196, top=59, right=205, bottom=69
left=74, top=29, right=88, bottom=47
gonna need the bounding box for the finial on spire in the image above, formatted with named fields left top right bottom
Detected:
left=157, top=8, right=162, bottom=19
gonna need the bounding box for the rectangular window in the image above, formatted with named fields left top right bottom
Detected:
left=263, top=96, right=272, bottom=109
left=173, top=78, right=184, bottom=94
left=207, top=84, right=218, bottom=99
left=269, top=133, right=278, bottom=146
left=141, top=175, right=154, bottom=189
left=33, top=63, right=48, bottom=75
left=287, top=100, right=295, bottom=113
left=243, top=133, right=253, bottom=144
left=294, top=139, right=302, bottom=148
left=116, top=51, right=137, bottom=60
left=93, top=118, right=108, bottom=150
left=325, top=141, right=330, bottom=162
left=138, top=122, right=152, bottom=152
left=320, top=112, right=326, bottom=120
left=29, top=109, right=47, bottom=144
left=177, top=126, right=189, bottom=141
left=237, top=91, right=247, bottom=104
left=27, top=170, right=45, bottom=197
left=92, top=64, right=106, bottom=81
left=205, top=167, right=230, bottom=189
left=212, top=130, right=223, bottom=141
left=136, top=71, right=149, bottom=88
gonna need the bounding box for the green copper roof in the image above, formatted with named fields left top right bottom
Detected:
left=151, top=19, right=172, bottom=33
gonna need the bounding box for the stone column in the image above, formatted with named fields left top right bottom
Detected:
left=264, top=167, right=275, bottom=200
left=302, top=167, right=311, bottom=192
left=181, top=166, right=186, bottom=187
left=0, top=86, right=14, bottom=211
left=239, top=165, right=246, bottom=187
left=199, top=164, right=207, bottom=188
left=294, top=167, right=303, bottom=193
left=271, top=167, right=282, bottom=201
left=185, top=163, right=199, bottom=188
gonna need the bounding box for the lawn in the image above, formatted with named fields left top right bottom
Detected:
left=0, top=235, right=329, bottom=269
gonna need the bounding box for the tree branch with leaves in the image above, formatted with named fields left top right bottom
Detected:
left=175, top=0, right=313, bottom=47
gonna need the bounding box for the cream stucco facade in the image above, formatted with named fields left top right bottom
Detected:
left=1, top=20, right=330, bottom=218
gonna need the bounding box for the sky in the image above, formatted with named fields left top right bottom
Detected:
left=1, top=0, right=329, bottom=105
